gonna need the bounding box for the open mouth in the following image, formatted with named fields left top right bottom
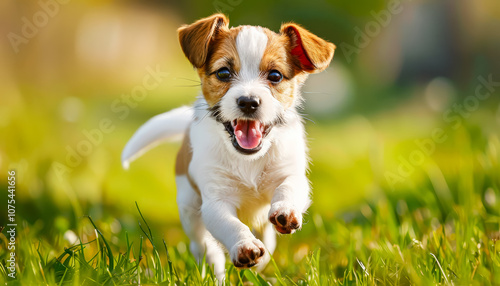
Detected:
left=223, top=119, right=272, bottom=155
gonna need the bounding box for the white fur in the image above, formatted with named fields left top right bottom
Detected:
left=121, top=106, right=193, bottom=169
left=175, top=175, right=226, bottom=278
left=236, top=26, right=267, bottom=82
left=188, top=97, right=310, bottom=280
left=218, top=26, right=282, bottom=139
left=122, top=26, right=312, bottom=284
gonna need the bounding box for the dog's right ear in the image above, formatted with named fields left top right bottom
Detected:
left=178, top=14, right=229, bottom=68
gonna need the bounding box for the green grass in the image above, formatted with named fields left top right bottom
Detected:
left=2, top=131, right=500, bottom=285
left=1, top=81, right=499, bottom=285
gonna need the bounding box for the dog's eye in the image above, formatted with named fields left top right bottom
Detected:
left=267, top=70, right=283, bottom=83
left=216, top=68, right=231, bottom=82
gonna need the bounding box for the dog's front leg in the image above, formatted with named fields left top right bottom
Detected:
left=201, top=198, right=266, bottom=268
left=269, top=175, right=311, bottom=234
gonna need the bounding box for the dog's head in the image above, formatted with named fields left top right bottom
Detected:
left=178, top=14, right=335, bottom=158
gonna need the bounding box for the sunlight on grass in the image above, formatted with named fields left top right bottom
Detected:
left=0, top=3, right=499, bottom=283
left=1, top=103, right=499, bottom=284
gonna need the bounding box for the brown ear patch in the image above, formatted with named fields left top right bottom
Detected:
left=178, top=14, right=229, bottom=68
left=197, top=27, right=241, bottom=107
left=280, top=23, right=336, bottom=73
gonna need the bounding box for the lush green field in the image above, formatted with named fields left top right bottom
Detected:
left=1, top=86, right=500, bottom=285
left=1, top=0, right=499, bottom=284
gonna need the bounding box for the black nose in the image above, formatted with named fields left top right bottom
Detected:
left=237, top=96, right=260, bottom=114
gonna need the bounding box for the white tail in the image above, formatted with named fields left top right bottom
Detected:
left=121, top=106, right=193, bottom=169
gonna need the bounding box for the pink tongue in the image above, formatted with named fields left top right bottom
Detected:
left=234, top=120, right=262, bottom=150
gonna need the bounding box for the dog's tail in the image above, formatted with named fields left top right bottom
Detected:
left=121, top=106, right=193, bottom=169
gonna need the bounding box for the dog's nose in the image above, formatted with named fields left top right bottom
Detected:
left=237, top=96, right=260, bottom=114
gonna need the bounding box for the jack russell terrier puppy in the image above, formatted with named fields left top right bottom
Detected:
left=122, top=13, right=335, bottom=281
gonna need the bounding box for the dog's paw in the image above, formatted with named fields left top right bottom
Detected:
left=230, top=239, right=265, bottom=268
left=269, top=202, right=302, bottom=234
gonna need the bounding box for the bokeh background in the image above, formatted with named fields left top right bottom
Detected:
left=1, top=0, right=500, bottom=278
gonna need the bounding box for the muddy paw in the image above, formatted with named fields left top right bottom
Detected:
left=231, top=239, right=265, bottom=268
left=269, top=203, right=302, bottom=234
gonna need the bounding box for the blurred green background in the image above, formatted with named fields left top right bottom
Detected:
left=0, top=0, right=499, bottom=269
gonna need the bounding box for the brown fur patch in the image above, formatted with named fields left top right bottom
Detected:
left=179, top=14, right=335, bottom=108
left=197, top=27, right=242, bottom=107
left=175, top=130, right=200, bottom=194
left=175, top=131, right=192, bottom=176
left=259, top=28, right=302, bottom=108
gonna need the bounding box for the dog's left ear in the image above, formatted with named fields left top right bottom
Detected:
left=280, top=23, right=336, bottom=73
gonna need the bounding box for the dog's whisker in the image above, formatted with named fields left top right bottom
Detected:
left=297, top=112, right=315, bottom=124
left=302, top=116, right=315, bottom=124
left=193, top=106, right=214, bottom=125
left=173, top=84, right=202, bottom=88
left=174, top=77, right=202, bottom=84
left=293, top=110, right=314, bottom=124
left=302, top=91, right=335, bottom=96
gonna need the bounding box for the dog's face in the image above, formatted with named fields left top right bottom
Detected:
left=178, top=14, right=335, bottom=158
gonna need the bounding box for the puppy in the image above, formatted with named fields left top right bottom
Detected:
left=122, top=13, right=335, bottom=281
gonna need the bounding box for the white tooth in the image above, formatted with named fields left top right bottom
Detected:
left=260, top=125, right=264, bottom=132
left=235, top=130, right=243, bottom=137
left=252, top=129, right=257, bottom=136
